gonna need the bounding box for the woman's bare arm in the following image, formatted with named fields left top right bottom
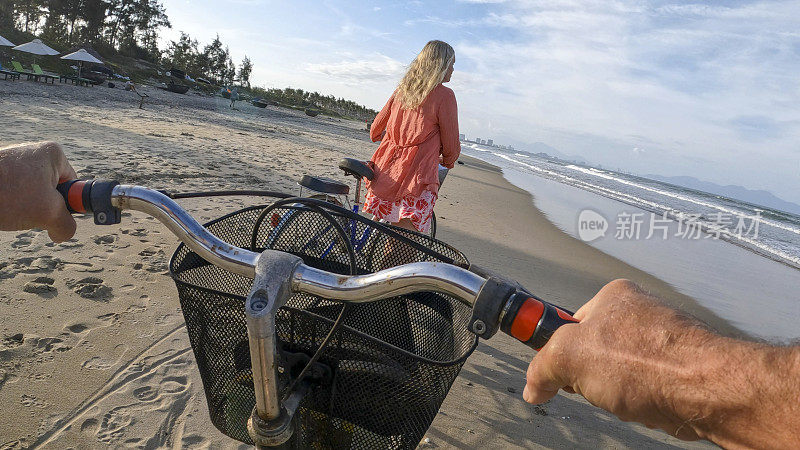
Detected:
left=437, top=87, right=460, bottom=168
left=370, top=93, right=394, bottom=142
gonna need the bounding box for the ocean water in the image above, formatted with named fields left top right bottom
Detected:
left=463, top=143, right=800, bottom=269
left=460, top=142, right=800, bottom=341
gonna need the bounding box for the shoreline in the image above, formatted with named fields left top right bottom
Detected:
left=481, top=154, right=800, bottom=342
left=436, top=155, right=743, bottom=337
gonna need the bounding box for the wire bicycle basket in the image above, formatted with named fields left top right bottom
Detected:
left=170, top=199, right=478, bottom=448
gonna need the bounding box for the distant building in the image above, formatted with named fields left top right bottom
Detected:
left=459, top=133, right=465, bottom=140
left=487, top=139, right=493, bottom=146
left=508, top=145, right=514, bottom=151
left=475, top=137, right=480, bottom=143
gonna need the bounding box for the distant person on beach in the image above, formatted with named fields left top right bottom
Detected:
left=229, top=87, right=239, bottom=109
left=363, top=40, right=461, bottom=233
left=2, top=141, right=799, bottom=447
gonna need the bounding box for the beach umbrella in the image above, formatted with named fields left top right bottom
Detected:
left=0, top=35, right=14, bottom=61
left=12, top=38, right=59, bottom=64
left=60, top=48, right=103, bottom=78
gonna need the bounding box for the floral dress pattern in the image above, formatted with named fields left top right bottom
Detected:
left=363, top=189, right=437, bottom=234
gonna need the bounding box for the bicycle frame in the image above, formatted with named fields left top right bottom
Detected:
left=58, top=179, right=577, bottom=447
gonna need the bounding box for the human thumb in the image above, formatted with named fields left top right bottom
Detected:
left=43, top=188, right=77, bottom=243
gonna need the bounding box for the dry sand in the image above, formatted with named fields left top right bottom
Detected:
left=1, top=80, right=717, bottom=448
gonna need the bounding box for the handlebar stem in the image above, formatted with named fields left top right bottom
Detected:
left=246, top=251, right=304, bottom=445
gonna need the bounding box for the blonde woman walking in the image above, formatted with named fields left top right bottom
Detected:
left=363, top=40, right=461, bottom=234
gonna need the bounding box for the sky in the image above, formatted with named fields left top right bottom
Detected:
left=159, top=0, right=800, bottom=204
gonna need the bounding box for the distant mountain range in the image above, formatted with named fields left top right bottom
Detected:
left=481, top=139, right=799, bottom=216
left=517, top=142, right=590, bottom=165
left=645, top=174, right=800, bottom=216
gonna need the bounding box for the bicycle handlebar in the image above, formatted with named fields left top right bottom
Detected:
left=56, top=179, right=578, bottom=351
left=58, top=179, right=260, bottom=277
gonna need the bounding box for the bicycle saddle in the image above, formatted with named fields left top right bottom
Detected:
left=299, top=175, right=350, bottom=195
left=339, top=158, right=374, bottom=181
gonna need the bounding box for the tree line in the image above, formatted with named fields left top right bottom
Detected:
left=252, top=87, right=378, bottom=121
left=163, top=32, right=252, bottom=87
left=1, top=1, right=250, bottom=85
left=2, top=1, right=375, bottom=118
left=2, top=0, right=170, bottom=61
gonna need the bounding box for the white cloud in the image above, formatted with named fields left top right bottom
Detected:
left=305, top=54, right=406, bottom=85
left=444, top=0, right=800, bottom=200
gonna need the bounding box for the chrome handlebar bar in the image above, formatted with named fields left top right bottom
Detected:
left=293, top=262, right=483, bottom=307
left=112, top=185, right=260, bottom=277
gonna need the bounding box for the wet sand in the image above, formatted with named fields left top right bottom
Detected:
left=0, top=80, right=718, bottom=448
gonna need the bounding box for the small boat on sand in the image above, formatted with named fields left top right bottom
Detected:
left=164, top=82, right=190, bottom=94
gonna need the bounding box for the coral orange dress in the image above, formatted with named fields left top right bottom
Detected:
left=364, top=84, right=461, bottom=233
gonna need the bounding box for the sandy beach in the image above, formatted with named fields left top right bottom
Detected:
left=1, top=81, right=720, bottom=448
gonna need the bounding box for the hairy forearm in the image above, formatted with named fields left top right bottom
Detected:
left=669, top=331, right=800, bottom=448
left=525, top=280, right=800, bottom=449
left=0, top=145, right=22, bottom=227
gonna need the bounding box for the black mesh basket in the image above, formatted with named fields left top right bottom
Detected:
left=170, top=202, right=478, bottom=448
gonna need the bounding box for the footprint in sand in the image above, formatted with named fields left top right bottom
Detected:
left=66, top=323, right=89, bottom=334
left=82, top=356, right=118, bottom=370
left=66, top=277, right=113, bottom=301
left=181, top=434, right=212, bottom=449
left=92, top=234, right=117, bottom=245
left=134, top=248, right=168, bottom=273
left=96, top=407, right=134, bottom=444
left=0, top=333, right=25, bottom=351
left=132, top=385, right=160, bottom=402
left=160, top=375, right=190, bottom=395
left=1, top=256, right=63, bottom=280
left=64, top=312, right=119, bottom=337
left=119, top=284, right=139, bottom=293
left=11, top=231, right=36, bottom=249
left=22, top=276, right=57, bottom=297
left=0, top=334, right=72, bottom=362
left=33, top=337, right=72, bottom=354
left=20, top=394, right=47, bottom=408
left=82, top=343, right=127, bottom=370
left=88, top=362, right=193, bottom=445
left=80, top=417, right=98, bottom=433
left=121, top=228, right=149, bottom=237
left=55, top=239, right=84, bottom=249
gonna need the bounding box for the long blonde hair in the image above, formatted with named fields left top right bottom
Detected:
left=396, top=40, right=455, bottom=110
